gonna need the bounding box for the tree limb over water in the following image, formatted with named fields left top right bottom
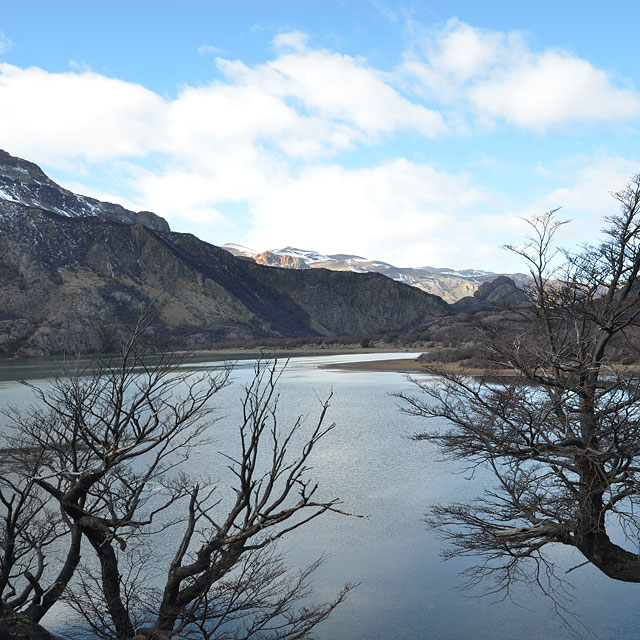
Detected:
left=0, top=320, right=352, bottom=639
left=399, top=175, right=640, bottom=604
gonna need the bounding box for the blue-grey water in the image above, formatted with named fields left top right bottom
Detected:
left=1, top=352, right=639, bottom=639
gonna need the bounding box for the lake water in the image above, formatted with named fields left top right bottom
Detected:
left=1, top=352, right=640, bottom=639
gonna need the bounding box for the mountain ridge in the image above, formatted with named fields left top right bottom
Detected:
left=221, top=243, right=527, bottom=303
left=0, top=150, right=170, bottom=232
left=0, top=150, right=450, bottom=358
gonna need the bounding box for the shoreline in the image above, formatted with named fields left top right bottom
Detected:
left=0, top=345, right=422, bottom=365
left=0, top=348, right=504, bottom=378
left=319, top=356, right=425, bottom=373
left=319, top=357, right=504, bottom=375
left=0, top=347, right=427, bottom=383
left=188, top=344, right=423, bottom=359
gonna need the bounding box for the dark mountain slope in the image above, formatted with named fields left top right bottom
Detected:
left=451, top=275, right=529, bottom=312
left=0, top=199, right=450, bottom=357
left=250, top=263, right=449, bottom=336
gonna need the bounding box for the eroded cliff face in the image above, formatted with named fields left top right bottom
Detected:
left=0, top=200, right=450, bottom=357
left=253, top=251, right=309, bottom=269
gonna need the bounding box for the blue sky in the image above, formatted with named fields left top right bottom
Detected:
left=1, top=1, right=639, bottom=271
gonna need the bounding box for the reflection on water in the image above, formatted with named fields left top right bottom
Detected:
left=1, top=352, right=639, bottom=639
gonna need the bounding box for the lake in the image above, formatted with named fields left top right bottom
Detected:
left=1, top=352, right=640, bottom=639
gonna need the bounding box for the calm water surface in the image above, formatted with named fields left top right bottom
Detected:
left=1, top=353, right=639, bottom=639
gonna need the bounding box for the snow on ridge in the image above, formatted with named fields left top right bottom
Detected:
left=77, top=195, right=101, bottom=215
left=270, top=247, right=332, bottom=264
left=416, top=266, right=497, bottom=280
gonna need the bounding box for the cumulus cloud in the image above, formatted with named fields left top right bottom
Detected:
left=216, top=45, right=446, bottom=142
left=0, top=36, right=448, bottom=237
left=403, top=18, right=640, bottom=130
left=470, top=53, right=640, bottom=129
left=0, top=63, right=166, bottom=164
left=243, top=159, right=504, bottom=268
left=0, top=35, right=445, bottom=169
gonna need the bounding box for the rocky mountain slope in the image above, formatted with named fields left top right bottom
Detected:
left=0, top=151, right=450, bottom=357
left=0, top=150, right=169, bottom=231
left=222, top=244, right=524, bottom=303
left=451, top=275, right=529, bottom=312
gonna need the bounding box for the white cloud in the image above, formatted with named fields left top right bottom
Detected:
left=425, top=19, right=510, bottom=81
left=401, top=18, right=525, bottom=104
left=217, top=44, right=446, bottom=142
left=68, top=59, right=92, bottom=72
left=0, top=35, right=445, bottom=170
left=0, top=64, right=166, bottom=164
left=243, top=159, right=504, bottom=269
left=270, top=50, right=445, bottom=138
left=130, top=169, right=228, bottom=224
left=0, top=38, right=449, bottom=234
left=470, top=53, right=640, bottom=129
left=403, top=19, right=640, bottom=130
left=534, top=156, right=639, bottom=226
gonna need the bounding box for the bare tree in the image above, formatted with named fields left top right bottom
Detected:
left=0, top=325, right=351, bottom=639
left=400, top=175, right=640, bottom=604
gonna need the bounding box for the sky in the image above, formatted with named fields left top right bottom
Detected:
left=1, top=0, right=639, bottom=272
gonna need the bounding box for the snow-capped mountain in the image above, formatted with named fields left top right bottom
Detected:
left=221, top=244, right=520, bottom=303
left=269, top=246, right=336, bottom=264
left=0, top=150, right=169, bottom=231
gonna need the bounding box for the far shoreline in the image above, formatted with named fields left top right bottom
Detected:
left=0, top=347, right=427, bottom=383
left=318, top=357, right=504, bottom=375
left=1, top=346, right=524, bottom=378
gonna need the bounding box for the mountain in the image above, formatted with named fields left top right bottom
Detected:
left=221, top=244, right=524, bottom=303
left=451, top=275, right=530, bottom=312
left=0, top=150, right=169, bottom=231
left=0, top=151, right=450, bottom=357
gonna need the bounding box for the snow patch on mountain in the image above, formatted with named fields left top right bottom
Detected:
left=0, top=149, right=170, bottom=232
left=270, top=247, right=333, bottom=264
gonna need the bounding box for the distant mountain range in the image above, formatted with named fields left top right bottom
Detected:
left=222, top=244, right=527, bottom=303
left=0, top=150, right=451, bottom=357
